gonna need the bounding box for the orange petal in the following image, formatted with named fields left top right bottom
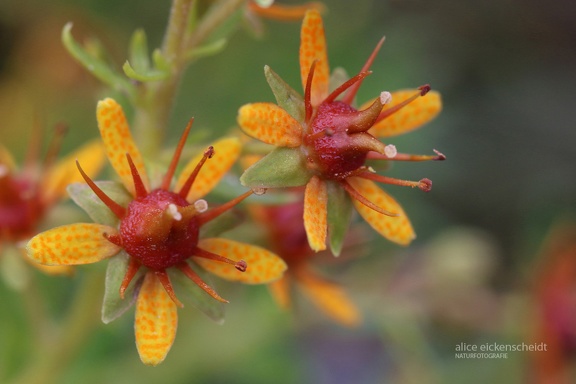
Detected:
left=367, top=90, right=442, bottom=138
left=196, top=238, right=287, bottom=284
left=176, top=137, right=241, bottom=201
left=97, top=98, right=149, bottom=195
left=268, top=276, right=291, bottom=310
left=26, top=223, right=121, bottom=265
left=303, top=176, right=327, bottom=251
left=135, top=272, right=178, bottom=366
left=238, top=103, right=302, bottom=147
left=347, top=177, right=415, bottom=245
left=42, top=140, right=106, bottom=204
left=297, top=268, right=361, bottom=327
left=300, top=9, right=330, bottom=106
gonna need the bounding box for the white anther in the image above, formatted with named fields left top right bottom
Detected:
left=194, top=199, right=208, bottom=213
left=380, top=91, right=392, bottom=105
left=167, top=203, right=182, bottom=221
left=384, top=144, right=397, bottom=158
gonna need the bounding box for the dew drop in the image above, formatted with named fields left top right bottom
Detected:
left=251, top=187, right=267, bottom=196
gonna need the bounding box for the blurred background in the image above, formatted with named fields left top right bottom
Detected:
left=1, top=0, right=575, bottom=383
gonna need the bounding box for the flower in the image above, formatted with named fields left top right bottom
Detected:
left=250, top=198, right=361, bottom=327
left=0, top=124, right=105, bottom=285
left=238, top=10, right=443, bottom=255
left=26, top=98, right=287, bottom=365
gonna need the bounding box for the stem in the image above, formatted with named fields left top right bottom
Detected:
left=8, top=271, right=104, bottom=384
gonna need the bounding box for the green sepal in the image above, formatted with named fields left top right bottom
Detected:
left=326, top=180, right=353, bottom=256
left=184, top=38, right=227, bottom=61
left=123, top=60, right=169, bottom=82
left=128, top=29, right=150, bottom=73
left=168, top=260, right=225, bottom=323
left=61, top=23, right=135, bottom=99
left=101, top=251, right=144, bottom=324
left=264, top=65, right=305, bottom=124
left=240, top=147, right=312, bottom=189
left=67, top=181, right=132, bottom=227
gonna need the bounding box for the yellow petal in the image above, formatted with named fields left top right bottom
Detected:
left=176, top=137, right=241, bottom=201
left=297, top=268, right=361, bottom=327
left=97, top=98, right=149, bottom=195
left=135, top=272, right=178, bottom=366
left=26, top=223, right=121, bottom=265
left=0, top=144, right=16, bottom=171
left=347, top=177, right=415, bottom=245
left=303, top=176, right=327, bottom=251
left=42, top=140, right=106, bottom=203
left=268, top=276, right=291, bottom=310
left=238, top=103, right=302, bottom=147
left=367, top=90, right=442, bottom=138
left=300, top=9, right=330, bottom=106
left=196, top=238, right=287, bottom=284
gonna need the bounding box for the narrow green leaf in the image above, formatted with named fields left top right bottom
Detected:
left=67, top=181, right=132, bottom=227
left=61, top=23, right=135, bottom=98
left=102, top=252, right=144, bottom=324
left=240, top=147, right=312, bottom=189
left=264, top=65, right=305, bottom=124
left=184, top=38, right=227, bottom=61
left=123, top=60, right=169, bottom=82
left=326, top=180, right=353, bottom=256
left=168, top=261, right=226, bottom=323
left=128, top=29, right=150, bottom=72
left=152, top=49, right=170, bottom=72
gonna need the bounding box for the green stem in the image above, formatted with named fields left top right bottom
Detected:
left=8, top=271, right=104, bottom=384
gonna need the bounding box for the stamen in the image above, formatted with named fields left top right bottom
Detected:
left=304, top=60, right=317, bottom=123
left=162, top=118, right=194, bottom=190
left=193, top=246, right=248, bottom=273
left=119, top=258, right=140, bottom=299
left=178, top=146, right=215, bottom=198
left=342, top=36, right=385, bottom=105
left=340, top=179, right=398, bottom=216
left=367, top=148, right=446, bottom=162
left=177, top=262, right=229, bottom=303
left=196, top=189, right=253, bottom=226
left=166, top=203, right=182, bottom=221
left=125, top=153, right=148, bottom=198
left=155, top=270, right=184, bottom=308
left=76, top=160, right=126, bottom=219
left=380, top=91, right=392, bottom=105
left=384, top=144, right=397, bottom=158
left=193, top=199, right=208, bottom=213
left=375, top=84, right=432, bottom=124
left=323, top=71, right=372, bottom=104
left=358, top=171, right=433, bottom=192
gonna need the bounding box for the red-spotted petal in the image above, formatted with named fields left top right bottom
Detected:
left=300, top=9, right=330, bottom=106
left=303, top=176, right=327, bottom=251
left=297, top=267, right=361, bottom=327
left=97, top=98, right=149, bottom=195
left=26, top=223, right=121, bottom=265
left=347, top=177, right=415, bottom=245
left=367, top=90, right=442, bottom=138
left=176, top=137, right=241, bottom=201
left=196, top=238, right=287, bottom=284
left=135, top=272, right=178, bottom=366
left=238, top=103, right=303, bottom=147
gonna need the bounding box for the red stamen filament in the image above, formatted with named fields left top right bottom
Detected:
left=323, top=71, right=372, bottom=105
left=178, top=146, right=215, bottom=198
left=177, top=262, right=229, bottom=303
left=196, top=189, right=253, bottom=226
left=304, top=60, right=317, bottom=124
left=119, top=258, right=141, bottom=299
left=340, top=179, right=398, bottom=216
left=193, top=246, right=248, bottom=273
left=367, top=149, right=446, bottom=162
left=358, top=171, right=432, bottom=192
left=342, top=36, right=386, bottom=105
left=76, top=160, right=126, bottom=219
left=125, top=153, right=148, bottom=198
left=155, top=270, right=184, bottom=308
left=162, top=118, right=194, bottom=190
left=375, top=84, right=432, bottom=123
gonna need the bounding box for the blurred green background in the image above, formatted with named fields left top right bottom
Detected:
left=1, top=0, right=575, bottom=383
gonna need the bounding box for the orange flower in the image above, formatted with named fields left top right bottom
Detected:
left=238, top=10, right=443, bottom=255
left=27, top=98, right=286, bottom=365
left=0, top=124, right=105, bottom=282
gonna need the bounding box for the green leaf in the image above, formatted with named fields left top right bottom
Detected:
left=184, top=38, right=227, bottom=61
left=128, top=29, right=150, bottom=73
left=264, top=65, right=305, bottom=124
left=123, top=60, right=169, bottom=82
left=240, top=147, right=312, bottom=189
left=168, top=261, right=225, bottom=323
left=326, top=180, right=353, bottom=256
left=61, top=23, right=135, bottom=98
left=67, top=181, right=132, bottom=227
left=102, top=252, right=144, bottom=324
